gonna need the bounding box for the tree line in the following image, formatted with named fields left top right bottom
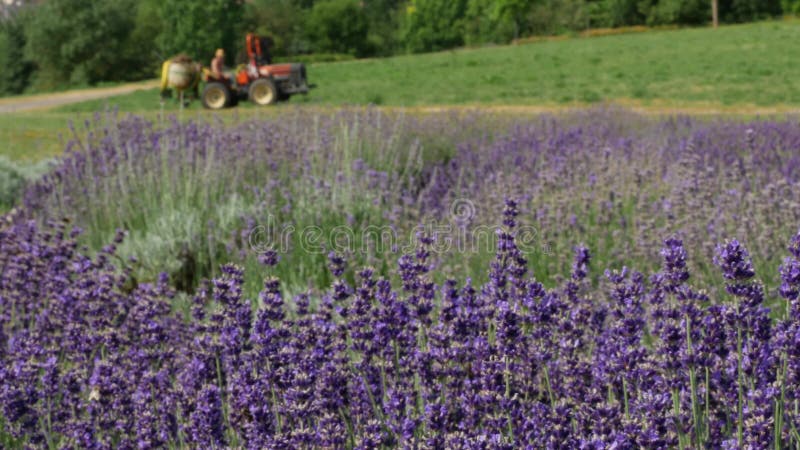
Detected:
left=0, top=0, right=797, bottom=96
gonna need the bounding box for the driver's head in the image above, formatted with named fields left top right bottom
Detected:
left=215, top=48, right=225, bottom=58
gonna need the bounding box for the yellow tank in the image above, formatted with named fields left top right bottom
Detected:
left=160, top=57, right=201, bottom=102
left=166, top=61, right=196, bottom=90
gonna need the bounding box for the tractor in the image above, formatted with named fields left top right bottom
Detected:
left=201, top=34, right=312, bottom=110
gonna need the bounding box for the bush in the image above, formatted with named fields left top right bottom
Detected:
left=644, top=0, right=710, bottom=25
left=0, top=157, right=52, bottom=211
left=524, top=0, right=591, bottom=36
left=0, top=15, right=33, bottom=95
left=158, top=0, right=244, bottom=64
left=243, top=0, right=309, bottom=57
left=305, top=0, right=370, bottom=56
left=784, top=0, right=800, bottom=14
left=719, top=0, right=782, bottom=23
left=118, top=0, right=165, bottom=80
left=24, top=0, right=138, bottom=89
left=404, top=0, right=468, bottom=52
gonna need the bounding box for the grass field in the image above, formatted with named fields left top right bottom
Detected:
left=57, top=20, right=800, bottom=110
left=2, top=20, right=800, bottom=161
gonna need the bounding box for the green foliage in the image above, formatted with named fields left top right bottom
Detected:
left=0, top=157, right=25, bottom=211
left=464, top=0, right=535, bottom=44
left=404, top=0, right=469, bottom=52
left=719, top=0, right=782, bottom=22
left=644, top=0, right=709, bottom=25
left=644, top=0, right=781, bottom=25
left=783, top=0, right=800, bottom=14
left=306, top=0, right=370, bottom=56
left=120, top=0, right=165, bottom=79
left=243, top=0, right=309, bottom=57
left=362, top=0, right=405, bottom=55
left=586, top=0, right=647, bottom=27
left=24, top=0, right=137, bottom=90
left=0, top=15, right=33, bottom=95
left=525, top=0, right=591, bottom=35
left=158, top=0, right=244, bottom=63
left=0, top=156, right=52, bottom=211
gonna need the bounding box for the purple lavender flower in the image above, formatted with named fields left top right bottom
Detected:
left=257, top=249, right=279, bottom=267
left=714, top=239, right=756, bottom=282
left=186, top=384, right=226, bottom=448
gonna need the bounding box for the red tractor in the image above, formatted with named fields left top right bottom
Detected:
left=201, top=34, right=312, bottom=109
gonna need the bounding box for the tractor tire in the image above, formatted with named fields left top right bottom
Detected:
left=202, top=82, right=231, bottom=110
left=249, top=78, right=278, bottom=106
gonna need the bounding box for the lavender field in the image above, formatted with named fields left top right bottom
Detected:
left=3, top=107, right=800, bottom=448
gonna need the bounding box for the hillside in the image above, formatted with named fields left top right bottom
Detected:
left=54, top=20, right=800, bottom=113
left=2, top=20, right=800, bottom=161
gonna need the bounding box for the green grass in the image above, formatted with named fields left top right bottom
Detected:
left=2, top=20, right=800, bottom=161
left=0, top=113, right=73, bottom=161
left=56, top=20, right=800, bottom=111
left=273, top=20, right=799, bottom=106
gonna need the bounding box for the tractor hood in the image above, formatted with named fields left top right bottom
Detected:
left=258, top=63, right=304, bottom=80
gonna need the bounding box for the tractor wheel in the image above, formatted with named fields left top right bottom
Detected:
left=202, top=82, right=231, bottom=110
left=249, top=78, right=278, bottom=106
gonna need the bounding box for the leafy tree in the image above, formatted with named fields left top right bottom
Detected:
left=404, top=0, right=469, bottom=53
left=24, top=0, right=136, bottom=89
left=644, top=0, right=710, bottom=25
left=718, top=0, right=782, bottom=22
left=159, top=0, right=244, bottom=64
left=783, top=0, right=800, bottom=14
left=0, top=13, right=33, bottom=95
left=525, top=0, right=590, bottom=35
left=243, top=0, right=309, bottom=57
left=465, top=0, right=538, bottom=44
left=583, top=0, right=649, bottom=28
left=362, top=0, right=405, bottom=56
left=305, top=0, right=369, bottom=56
left=119, top=0, right=165, bottom=79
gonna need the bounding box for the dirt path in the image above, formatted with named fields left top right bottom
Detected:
left=0, top=80, right=158, bottom=114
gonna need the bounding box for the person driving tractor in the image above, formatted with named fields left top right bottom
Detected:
left=211, top=48, right=227, bottom=80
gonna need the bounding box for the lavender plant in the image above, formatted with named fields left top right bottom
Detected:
left=19, top=108, right=800, bottom=302
left=3, top=206, right=800, bottom=447
left=4, top=107, right=800, bottom=445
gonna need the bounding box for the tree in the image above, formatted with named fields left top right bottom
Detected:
left=783, top=0, right=800, bottom=14
left=718, top=0, right=782, bottom=23
left=24, top=0, right=136, bottom=89
left=465, top=0, right=538, bottom=44
left=712, top=0, right=719, bottom=26
left=306, top=0, right=369, bottom=56
left=158, top=0, right=244, bottom=64
left=0, top=12, right=33, bottom=95
left=404, top=0, right=469, bottom=53
left=119, top=0, right=165, bottom=79
left=645, top=0, right=710, bottom=25
left=362, top=0, right=405, bottom=56
left=244, top=0, right=309, bottom=57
